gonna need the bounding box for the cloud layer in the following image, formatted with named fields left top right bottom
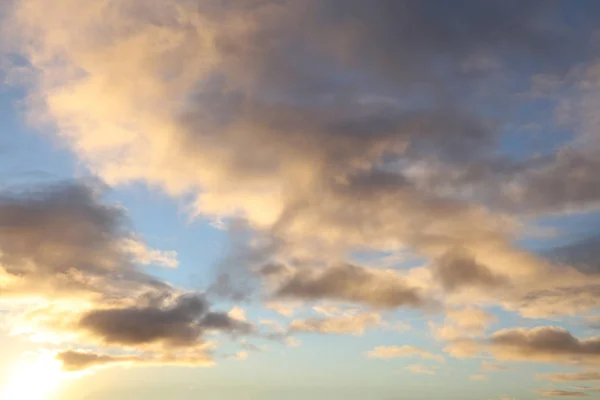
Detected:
left=3, top=0, right=600, bottom=393
left=0, top=182, right=249, bottom=370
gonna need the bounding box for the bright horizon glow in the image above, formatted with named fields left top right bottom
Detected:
left=2, top=351, right=65, bottom=400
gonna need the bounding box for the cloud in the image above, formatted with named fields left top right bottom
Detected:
left=120, top=238, right=179, bottom=269
left=405, top=364, right=437, bottom=375
left=57, top=350, right=142, bottom=371
left=571, top=386, right=600, bottom=392
left=430, top=307, right=497, bottom=361
left=0, top=181, right=252, bottom=369
left=289, top=312, right=381, bottom=335
left=430, top=307, right=497, bottom=341
left=442, top=338, right=481, bottom=359
left=284, top=337, right=302, bottom=347
left=262, top=301, right=297, bottom=317
left=433, top=249, right=508, bottom=293
left=538, top=371, right=600, bottom=382
left=0, top=182, right=168, bottom=300
left=506, top=280, right=600, bottom=319
left=534, top=389, right=588, bottom=397
left=4, top=0, right=589, bottom=306
left=56, top=349, right=214, bottom=372
left=481, top=361, right=509, bottom=372
left=78, top=293, right=251, bottom=348
left=490, top=327, right=600, bottom=365
left=6, top=0, right=600, bottom=387
left=228, top=306, right=247, bottom=321
left=271, top=264, right=428, bottom=309
left=5, top=2, right=600, bottom=347
left=260, top=320, right=284, bottom=333
left=366, top=345, right=445, bottom=363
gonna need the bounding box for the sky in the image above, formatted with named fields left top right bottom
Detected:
left=3, top=1, right=600, bottom=399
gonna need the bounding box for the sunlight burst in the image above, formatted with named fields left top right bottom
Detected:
left=2, top=351, right=65, bottom=400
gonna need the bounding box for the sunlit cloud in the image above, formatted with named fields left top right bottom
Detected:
left=3, top=0, right=600, bottom=398
left=366, top=345, right=445, bottom=363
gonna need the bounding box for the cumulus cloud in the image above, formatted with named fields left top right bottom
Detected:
left=430, top=307, right=497, bottom=341
left=0, top=182, right=167, bottom=300
left=366, top=345, right=445, bottom=363
left=490, top=327, right=600, bottom=365
left=78, top=293, right=252, bottom=348
left=270, top=264, right=429, bottom=309
left=0, top=181, right=251, bottom=369
left=228, top=306, right=247, bottom=321
left=6, top=0, right=600, bottom=387
left=433, top=249, right=508, bottom=293
left=5, top=0, right=593, bottom=311
left=442, top=338, right=481, bottom=359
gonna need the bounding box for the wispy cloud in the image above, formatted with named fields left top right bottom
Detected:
left=535, top=389, right=588, bottom=397
left=366, top=345, right=445, bottom=363
left=405, top=364, right=438, bottom=375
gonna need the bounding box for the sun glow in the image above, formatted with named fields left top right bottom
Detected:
left=2, top=351, right=65, bottom=400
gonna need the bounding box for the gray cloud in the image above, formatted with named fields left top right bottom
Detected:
left=272, top=264, right=427, bottom=309
left=433, top=249, right=508, bottom=292
left=79, top=293, right=252, bottom=348
left=509, top=284, right=600, bottom=319
left=0, top=181, right=166, bottom=300
left=490, top=327, right=600, bottom=365
left=427, top=149, right=600, bottom=215
left=548, top=235, right=600, bottom=274
left=0, top=181, right=253, bottom=368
